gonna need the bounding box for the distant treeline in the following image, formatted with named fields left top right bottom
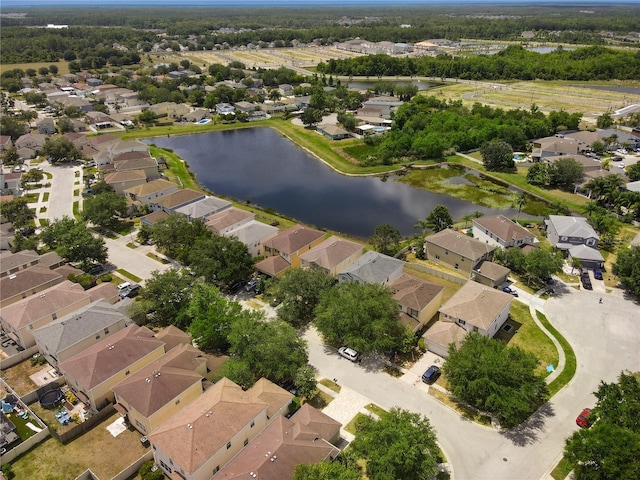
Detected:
left=318, top=46, right=640, bottom=81
left=362, top=96, right=580, bottom=166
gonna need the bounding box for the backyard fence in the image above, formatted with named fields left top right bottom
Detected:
left=49, top=404, right=115, bottom=445
left=110, top=450, right=154, bottom=480
left=405, top=263, right=467, bottom=285
left=0, top=345, right=39, bottom=370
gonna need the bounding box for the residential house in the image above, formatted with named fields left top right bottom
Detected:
left=54, top=96, right=92, bottom=113
left=58, top=325, right=165, bottom=411
left=0, top=265, right=67, bottom=308
left=472, top=260, right=511, bottom=289
left=316, top=124, right=350, bottom=140
left=531, top=136, right=579, bottom=161
left=544, top=215, right=599, bottom=251
left=183, top=108, right=211, bottom=123
left=0, top=223, right=14, bottom=251
left=438, top=280, right=513, bottom=338
left=14, top=134, right=47, bottom=155
left=422, top=321, right=467, bottom=358
left=567, top=244, right=605, bottom=270
left=31, top=298, right=129, bottom=368
left=174, top=196, right=232, bottom=222
left=36, top=117, right=56, bottom=135
left=149, top=189, right=206, bottom=214
left=0, top=171, right=22, bottom=195
left=205, top=207, right=254, bottom=235
left=113, top=343, right=208, bottom=435
left=149, top=102, right=191, bottom=120
left=140, top=210, right=170, bottom=227
left=361, top=96, right=403, bottom=119
left=224, top=220, right=279, bottom=257
left=278, top=84, right=293, bottom=96
left=154, top=325, right=193, bottom=352
left=0, top=250, right=40, bottom=278
left=425, top=229, right=495, bottom=278
left=112, top=157, right=160, bottom=180
left=338, top=250, right=405, bottom=286
left=255, top=225, right=326, bottom=277
left=215, top=103, right=235, bottom=115
left=103, top=170, right=147, bottom=195
left=148, top=377, right=292, bottom=480
left=390, top=273, right=444, bottom=333
left=299, top=237, right=364, bottom=276
left=472, top=215, right=537, bottom=249
left=234, top=102, right=257, bottom=113
left=0, top=281, right=92, bottom=349
left=216, top=404, right=341, bottom=480
left=123, top=179, right=178, bottom=205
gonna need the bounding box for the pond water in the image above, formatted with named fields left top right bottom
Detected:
left=146, top=128, right=522, bottom=238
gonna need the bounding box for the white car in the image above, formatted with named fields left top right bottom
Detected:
left=338, top=346, right=360, bottom=362
left=618, top=163, right=626, bottom=169
left=117, top=281, right=131, bottom=292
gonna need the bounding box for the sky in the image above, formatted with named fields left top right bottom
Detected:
left=2, top=0, right=638, bottom=7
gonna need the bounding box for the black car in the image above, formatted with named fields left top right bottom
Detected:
left=421, top=365, right=441, bottom=384
left=86, top=264, right=104, bottom=275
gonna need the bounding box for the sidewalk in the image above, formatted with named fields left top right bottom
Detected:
left=317, top=382, right=373, bottom=443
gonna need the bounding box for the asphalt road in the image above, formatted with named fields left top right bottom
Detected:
left=306, top=285, right=640, bottom=480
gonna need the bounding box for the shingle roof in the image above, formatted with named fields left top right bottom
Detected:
left=112, top=344, right=205, bottom=417
left=423, top=320, right=467, bottom=350
left=438, top=280, right=512, bottom=331
left=174, top=196, right=231, bottom=220
left=249, top=378, right=294, bottom=419
left=1, top=281, right=88, bottom=329
left=568, top=244, right=604, bottom=262
left=263, top=225, right=325, bottom=256
left=154, top=325, right=192, bottom=352
left=140, top=210, right=169, bottom=225
left=390, top=273, right=444, bottom=312
left=255, top=255, right=291, bottom=277
left=32, top=299, right=129, bottom=356
left=339, top=250, right=405, bottom=284
left=0, top=266, right=63, bottom=301
left=0, top=250, right=39, bottom=275
left=205, top=207, right=254, bottom=233
left=152, top=189, right=204, bottom=209
left=123, top=179, right=176, bottom=197
left=299, top=237, right=363, bottom=271
left=427, top=229, right=495, bottom=261
left=103, top=170, right=147, bottom=184
left=58, top=325, right=163, bottom=390
left=474, top=261, right=511, bottom=281
left=113, top=157, right=158, bottom=172
left=147, top=378, right=270, bottom=475
left=473, top=215, right=535, bottom=243
left=546, top=215, right=599, bottom=240
left=225, top=220, right=278, bottom=246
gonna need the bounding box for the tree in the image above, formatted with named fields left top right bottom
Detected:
left=40, top=216, right=107, bottom=266
left=337, top=112, right=357, bottom=132
left=551, top=157, right=584, bottom=191
left=128, top=268, right=196, bottom=328
left=0, top=197, right=35, bottom=228
left=81, top=190, right=127, bottom=229
left=294, top=365, right=318, bottom=400
left=300, top=107, right=323, bottom=127
left=564, top=372, right=640, bottom=480
left=443, top=333, right=548, bottom=428
left=370, top=223, right=401, bottom=256
left=590, top=140, right=605, bottom=155
left=188, top=234, right=254, bottom=286
left=293, top=461, right=360, bottom=480
left=21, top=169, right=44, bottom=186
left=315, top=281, right=411, bottom=355
left=187, top=282, right=247, bottom=352
left=527, top=162, right=553, bottom=187
left=0, top=116, right=27, bottom=141
left=268, top=89, right=281, bottom=102
left=151, top=214, right=209, bottom=263
left=41, top=137, right=83, bottom=163
left=349, top=408, right=440, bottom=480
left=612, top=246, right=640, bottom=295
left=269, top=266, right=336, bottom=326
left=424, top=204, right=453, bottom=233
left=56, top=116, right=75, bottom=134
left=524, top=248, right=564, bottom=285
left=137, top=110, right=158, bottom=124
left=227, top=314, right=308, bottom=385
left=1, top=147, right=21, bottom=166
left=627, top=163, right=640, bottom=182
left=596, top=113, right=613, bottom=129
left=481, top=141, right=515, bottom=172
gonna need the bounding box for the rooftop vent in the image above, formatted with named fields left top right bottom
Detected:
left=187, top=423, right=192, bottom=429
left=9, top=275, right=16, bottom=280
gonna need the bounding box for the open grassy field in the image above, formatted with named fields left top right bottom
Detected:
left=0, top=61, right=70, bottom=76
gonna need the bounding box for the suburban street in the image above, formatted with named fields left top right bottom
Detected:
left=306, top=286, right=640, bottom=480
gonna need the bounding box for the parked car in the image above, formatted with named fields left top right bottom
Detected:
left=612, top=156, right=623, bottom=162
left=85, top=264, right=104, bottom=275
left=120, top=284, right=141, bottom=299
left=245, top=279, right=258, bottom=292
left=421, top=365, right=441, bottom=384
left=117, top=282, right=131, bottom=292
left=576, top=408, right=592, bottom=428
left=594, top=269, right=603, bottom=280
left=581, top=276, right=593, bottom=290
left=338, top=346, right=360, bottom=362
left=502, top=286, right=519, bottom=297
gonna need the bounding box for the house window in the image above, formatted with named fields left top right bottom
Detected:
left=104, top=327, right=109, bottom=334
left=95, top=334, right=100, bottom=339
left=214, top=466, right=220, bottom=474
left=435, top=254, right=440, bottom=260
left=458, top=319, right=466, bottom=325
left=586, top=238, right=596, bottom=246
left=409, top=308, right=419, bottom=317
left=226, top=442, right=231, bottom=450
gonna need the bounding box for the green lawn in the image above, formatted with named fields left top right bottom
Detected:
left=538, top=312, right=577, bottom=396
left=319, top=378, right=341, bottom=393
left=116, top=268, right=142, bottom=283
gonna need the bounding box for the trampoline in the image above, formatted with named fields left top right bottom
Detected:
left=38, top=387, right=63, bottom=409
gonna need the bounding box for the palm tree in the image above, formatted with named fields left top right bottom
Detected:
left=268, top=89, right=281, bottom=103
left=582, top=201, right=600, bottom=219
left=462, top=214, right=474, bottom=229
left=414, top=218, right=430, bottom=239
left=514, top=192, right=527, bottom=219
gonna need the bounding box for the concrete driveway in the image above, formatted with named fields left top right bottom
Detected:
left=306, top=286, right=640, bottom=480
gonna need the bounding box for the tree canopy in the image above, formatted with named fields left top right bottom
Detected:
left=481, top=141, right=515, bottom=172
left=564, top=372, right=640, bottom=480
left=443, top=332, right=548, bottom=428
left=41, top=137, right=84, bottom=163
left=0, top=197, right=35, bottom=228
left=293, top=461, right=360, bottom=480
left=188, top=234, right=254, bottom=285
left=39, top=216, right=107, bottom=266
left=269, top=266, right=336, bottom=326
left=82, top=190, right=128, bottom=229
left=370, top=223, right=401, bottom=256
left=423, top=204, right=453, bottom=233
left=612, top=246, right=640, bottom=296
left=314, top=281, right=411, bottom=354
left=349, top=408, right=440, bottom=480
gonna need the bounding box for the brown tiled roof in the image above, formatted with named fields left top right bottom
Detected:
left=152, top=189, right=204, bottom=209
left=205, top=207, right=253, bottom=233
left=299, top=237, right=363, bottom=271
left=249, top=378, right=293, bottom=419
left=438, top=280, right=512, bottom=331
left=155, top=325, right=192, bottom=352
left=124, top=179, right=176, bottom=197
left=87, top=282, right=119, bottom=303
left=216, top=413, right=340, bottom=480
left=103, top=170, right=147, bottom=184
left=112, top=151, right=152, bottom=163
left=427, top=228, right=495, bottom=261
left=263, top=225, right=325, bottom=256
left=58, top=325, right=164, bottom=390
left=423, top=320, right=467, bottom=350
left=0, top=281, right=88, bottom=329
left=390, top=273, right=444, bottom=312
left=36, top=251, right=63, bottom=268
left=140, top=210, right=169, bottom=225
left=291, top=403, right=341, bottom=443
left=53, top=264, right=83, bottom=278
left=114, top=157, right=157, bottom=172
left=0, top=250, right=39, bottom=275
left=0, top=266, right=63, bottom=301
left=474, top=261, right=510, bottom=281
left=113, top=344, right=205, bottom=417
left=473, top=215, right=535, bottom=243
left=147, top=378, right=269, bottom=475
left=255, top=256, right=290, bottom=277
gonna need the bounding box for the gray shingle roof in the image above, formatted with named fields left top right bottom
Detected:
left=339, top=250, right=404, bottom=284
left=547, top=215, right=599, bottom=240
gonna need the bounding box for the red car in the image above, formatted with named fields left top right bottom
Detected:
left=576, top=408, right=592, bottom=428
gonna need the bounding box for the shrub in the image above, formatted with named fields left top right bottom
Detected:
left=288, top=397, right=301, bottom=415
left=98, top=273, right=113, bottom=283
left=418, top=337, right=426, bottom=352
left=65, top=390, right=78, bottom=404
left=139, top=461, right=164, bottom=480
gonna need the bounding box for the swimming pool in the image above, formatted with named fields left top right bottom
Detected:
left=196, top=119, right=211, bottom=125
